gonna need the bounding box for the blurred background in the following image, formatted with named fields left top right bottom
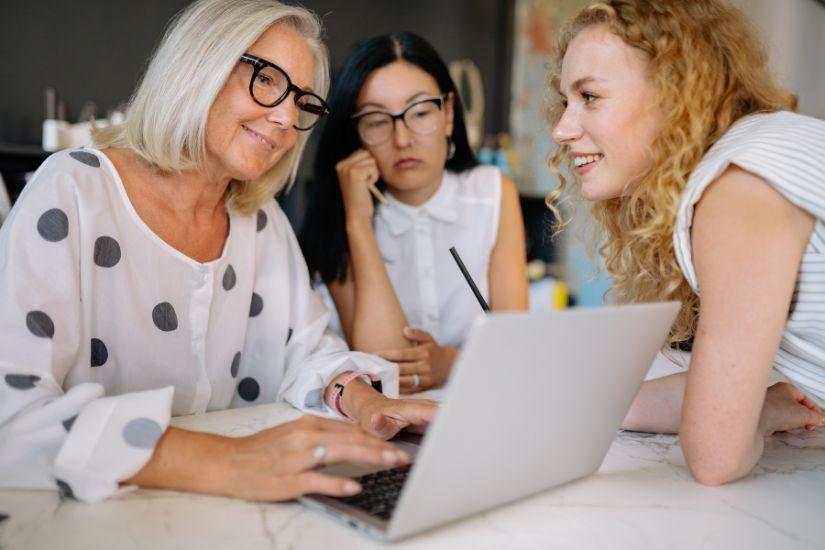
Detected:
left=1, top=0, right=824, bottom=307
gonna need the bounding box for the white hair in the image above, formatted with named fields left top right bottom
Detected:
left=94, top=0, right=329, bottom=214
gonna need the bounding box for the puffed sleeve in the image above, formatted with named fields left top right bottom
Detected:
left=268, top=206, right=399, bottom=417
left=0, top=151, right=173, bottom=503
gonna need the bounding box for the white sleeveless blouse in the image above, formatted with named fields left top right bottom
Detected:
left=673, top=111, right=825, bottom=406
left=373, top=165, right=502, bottom=347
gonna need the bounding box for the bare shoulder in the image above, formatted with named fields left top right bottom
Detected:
left=498, top=174, right=520, bottom=211
left=692, top=164, right=815, bottom=302
left=500, top=173, right=518, bottom=196
left=693, top=164, right=814, bottom=245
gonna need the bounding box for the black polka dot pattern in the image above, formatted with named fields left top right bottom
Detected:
left=5, top=374, right=40, bottom=389
left=93, top=236, right=121, bottom=268
left=230, top=352, right=241, bottom=378
left=26, top=311, right=54, bottom=338
left=152, top=302, right=178, bottom=332
left=238, top=377, right=260, bottom=401
left=63, top=415, right=77, bottom=432
left=122, top=418, right=163, bottom=449
left=91, top=338, right=108, bottom=367
left=256, top=209, right=267, bottom=232
left=286, top=328, right=294, bottom=345
left=69, top=150, right=100, bottom=168
left=249, top=293, right=264, bottom=317
left=223, top=265, right=236, bottom=291
left=56, top=479, right=76, bottom=499
left=303, top=388, right=323, bottom=410
left=37, top=208, right=69, bottom=242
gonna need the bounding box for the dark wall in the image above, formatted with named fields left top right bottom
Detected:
left=0, top=1, right=190, bottom=145
left=0, top=0, right=513, bottom=146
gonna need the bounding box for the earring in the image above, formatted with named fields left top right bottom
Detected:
left=446, top=137, right=456, bottom=160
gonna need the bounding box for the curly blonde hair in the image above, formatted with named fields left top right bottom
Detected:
left=547, top=0, right=795, bottom=345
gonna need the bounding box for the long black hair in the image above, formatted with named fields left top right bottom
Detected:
left=299, top=32, right=477, bottom=285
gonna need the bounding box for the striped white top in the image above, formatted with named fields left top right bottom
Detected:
left=674, top=111, right=825, bottom=406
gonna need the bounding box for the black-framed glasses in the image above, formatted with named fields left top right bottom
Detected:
left=351, top=95, right=446, bottom=145
left=239, top=53, right=330, bottom=131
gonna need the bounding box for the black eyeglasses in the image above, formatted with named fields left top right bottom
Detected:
left=239, top=53, right=330, bottom=131
left=351, top=95, right=446, bottom=145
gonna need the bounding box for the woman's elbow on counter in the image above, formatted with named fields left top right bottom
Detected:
left=688, top=461, right=741, bottom=487
left=681, top=426, right=762, bottom=487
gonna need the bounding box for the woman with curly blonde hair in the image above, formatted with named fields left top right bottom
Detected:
left=549, top=0, right=825, bottom=485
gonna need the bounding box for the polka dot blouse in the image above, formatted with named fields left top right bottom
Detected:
left=0, top=148, right=398, bottom=503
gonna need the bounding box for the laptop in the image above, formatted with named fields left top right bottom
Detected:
left=300, top=301, right=681, bottom=542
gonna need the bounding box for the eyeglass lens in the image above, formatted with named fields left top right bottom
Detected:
left=357, top=99, right=442, bottom=145
left=249, top=63, right=325, bottom=130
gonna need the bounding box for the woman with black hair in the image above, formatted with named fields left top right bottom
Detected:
left=300, top=32, right=528, bottom=394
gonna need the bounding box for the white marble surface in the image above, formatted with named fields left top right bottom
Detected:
left=1, top=394, right=824, bottom=550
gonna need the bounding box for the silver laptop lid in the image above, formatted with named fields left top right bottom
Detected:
left=386, top=301, right=680, bottom=540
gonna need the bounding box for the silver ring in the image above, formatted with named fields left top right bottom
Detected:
left=313, top=445, right=327, bottom=465
left=411, top=373, right=420, bottom=389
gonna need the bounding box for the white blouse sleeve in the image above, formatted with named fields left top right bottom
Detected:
left=0, top=153, right=173, bottom=503
left=271, top=207, right=399, bottom=417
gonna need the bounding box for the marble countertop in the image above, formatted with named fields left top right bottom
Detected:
left=2, top=396, right=824, bottom=550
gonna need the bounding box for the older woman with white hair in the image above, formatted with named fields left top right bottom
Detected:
left=0, top=0, right=436, bottom=503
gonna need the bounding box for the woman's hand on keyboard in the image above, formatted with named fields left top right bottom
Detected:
left=220, top=415, right=407, bottom=500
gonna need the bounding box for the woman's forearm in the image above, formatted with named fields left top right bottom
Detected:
left=345, top=218, right=409, bottom=351
left=123, top=427, right=233, bottom=496
left=622, top=371, right=766, bottom=483
left=621, top=372, right=687, bottom=434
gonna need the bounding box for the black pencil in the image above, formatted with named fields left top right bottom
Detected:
left=449, top=246, right=490, bottom=312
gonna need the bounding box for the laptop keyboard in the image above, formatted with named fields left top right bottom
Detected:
left=336, top=465, right=412, bottom=520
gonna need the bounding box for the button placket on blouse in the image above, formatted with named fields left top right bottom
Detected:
left=189, top=265, right=215, bottom=413
left=414, top=213, right=440, bottom=335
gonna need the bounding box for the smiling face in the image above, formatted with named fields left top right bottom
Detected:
left=355, top=60, right=454, bottom=205
left=551, top=24, right=663, bottom=201
left=205, top=23, right=315, bottom=183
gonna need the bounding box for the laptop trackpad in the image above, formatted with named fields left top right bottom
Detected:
left=317, top=431, right=422, bottom=477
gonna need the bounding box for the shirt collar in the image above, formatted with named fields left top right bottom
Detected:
left=377, top=172, right=460, bottom=236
